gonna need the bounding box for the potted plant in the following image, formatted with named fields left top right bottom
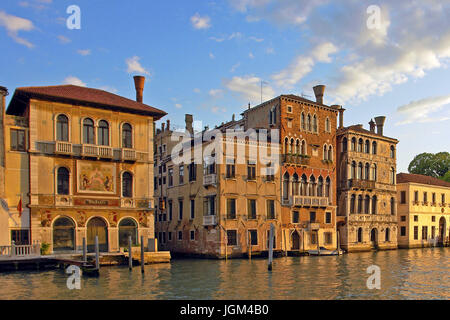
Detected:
left=40, top=242, right=50, bottom=255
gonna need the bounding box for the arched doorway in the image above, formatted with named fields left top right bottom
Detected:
left=370, top=228, right=378, bottom=249
left=118, top=218, right=138, bottom=248
left=438, top=217, right=446, bottom=246
left=53, top=216, right=75, bottom=252
left=87, top=217, right=108, bottom=252
left=291, top=231, right=301, bottom=250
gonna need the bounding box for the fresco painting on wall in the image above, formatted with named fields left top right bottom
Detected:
left=77, top=161, right=116, bottom=194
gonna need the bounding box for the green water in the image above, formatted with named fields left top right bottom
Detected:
left=0, top=248, right=448, bottom=300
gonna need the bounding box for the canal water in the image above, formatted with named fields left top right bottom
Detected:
left=0, top=248, right=448, bottom=300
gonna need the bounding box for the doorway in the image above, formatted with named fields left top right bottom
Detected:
left=87, top=217, right=108, bottom=252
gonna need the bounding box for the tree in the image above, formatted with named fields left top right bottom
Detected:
left=408, top=152, right=450, bottom=180
left=443, top=171, right=450, bottom=183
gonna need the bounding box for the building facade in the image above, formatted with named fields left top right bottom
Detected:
left=336, top=118, right=399, bottom=252
left=0, top=77, right=166, bottom=253
left=242, top=86, right=340, bottom=254
left=154, top=115, right=283, bottom=258
left=396, top=173, right=450, bottom=248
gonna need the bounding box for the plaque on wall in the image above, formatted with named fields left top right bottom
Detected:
left=77, top=161, right=116, bottom=194
left=74, top=198, right=120, bottom=207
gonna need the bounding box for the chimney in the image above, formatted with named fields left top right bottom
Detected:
left=161, top=122, right=165, bottom=132
left=369, top=119, right=376, bottom=133
left=133, top=75, right=145, bottom=103
left=313, top=85, right=326, bottom=104
left=185, top=114, right=193, bottom=135
left=333, top=105, right=345, bottom=129
left=232, top=114, right=235, bottom=122
left=374, top=116, right=386, bottom=136
left=166, top=120, right=170, bottom=131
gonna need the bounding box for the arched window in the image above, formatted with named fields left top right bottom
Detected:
left=372, top=141, right=377, bottom=155
left=357, top=227, right=363, bottom=243
left=284, top=138, right=289, bottom=154
left=325, top=117, right=330, bottom=132
left=292, top=174, right=299, bottom=196
left=372, top=196, right=377, bottom=214
left=122, top=123, right=133, bottom=148
left=325, top=177, right=331, bottom=200
left=350, top=194, right=356, bottom=214
left=283, top=172, right=290, bottom=200
left=357, top=195, right=363, bottom=213
left=364, top=195, right=370, bottom=214
left=317, top=176, right=324, bottom=197
left=390, top=146, right=395, bottom=159
left=323, top=145, right=328, bottom=160
left=295, top=140, right=300, bottom=154
left=83, top=118, right=95, bottom=144
left=307, top=114, right=312, bottom=131
left=365, top=163, right=370, bottom=180
left=351, top=161, right=356, bottom=179
left=358, top=138, right=363, bottom=152
left=300, top=174, right=307, bottom=196
left=358, top=163, right=363, bottom=180
left=351, top=137, right=356, bottom=151
left=301, top=113, right=306, bottom=130
left=57, top=167, right=70, bottom=195
left=309, top=176, right=316, bottom=196
left=328, top=146, right=333, bottom=162
left=390, top=197, right=396, bottom=215
left=119, top=218, right=138, bottom=247
left=390, top=167, right=396, bottom=184
left=365, top=140, right=370, bottom=154
left=98, top=120, right=109, bottom=146
left=342, top=138, right=348, bottom=152
left=301, top=140, right=306, bottom=155
left=372, top=164, right=377, bottom=181
left=385, top=228, right=390, bottom=242
left=122, top=172, right=133, bottom=198
left=56, top=114, right=69, bottom=142
left=290, top=138, right=294, bottom=153
left=53, top=216, right=75, bottom=251
left=313, top=115, right=318, bottom=133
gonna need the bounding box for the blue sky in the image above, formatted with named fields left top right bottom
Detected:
left=1, top=0, right=449, bottom=172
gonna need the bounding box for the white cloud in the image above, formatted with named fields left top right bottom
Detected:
left=224, top=75, right=275, bottom=103
left=266, top=47, right=275, bottom=55
left=249, top=52, right=255, bottom=59
left=230, top=62, right=240, bottom=73
left=193, top=88, right=201, bottom=93
left=175, top=103, right=183, bottom=109
left=190, top=13, right=211, bottom=30
left=57, top=35, right=71, bottom=44
left=77, top=49, right=91, bottom=56
left=99, top=86, right=117, bottom=94
left=228, top=32, right=243, bottom=40
left=209, top=52, right=215, bottom=59
left=126, top=56, right=150, bottom=75
left=396, top=95, right=450, bottom=125
left=209, top=36, right=225, bottom=42
left=63, top=76, right=86, bottom=87
left=249, top=36, right=264, bottom=42
left=209, top=89, right=223, bottom=98
left=212, top=106, right=227, bottom=114
left=271, top=42, right=338, bottom=88
left=0, top=11, right=34, bottom=48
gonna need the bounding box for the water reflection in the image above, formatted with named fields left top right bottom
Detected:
left=0, top=248, right=448, bottom=300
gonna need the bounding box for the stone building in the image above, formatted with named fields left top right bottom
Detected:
left=154, top=115, right=282, bottom=258
left=242, top=86, right=340, bottom=254
left=0, top=77, right=166, bottom=253
left=396, top=173, right=450, bottom=248
left=336, top=117, right=399, bottom=252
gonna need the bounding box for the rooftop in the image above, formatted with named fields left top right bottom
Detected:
left=397, top=173, right=450, bottom=188
left=7, top=85, right=167, bottom=119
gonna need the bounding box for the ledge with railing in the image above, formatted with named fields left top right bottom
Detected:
left=203, top=174, right=217, bottom=186
left=283, top=154, right=310, bottom=166
left=293, top=195, right=330, bottom=207
left=0, top=241, right=41, bottom=258
left=203, top=215, right=217, bottom=226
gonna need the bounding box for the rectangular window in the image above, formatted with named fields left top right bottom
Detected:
left=432, top=193, right=436, bottom=205
left=247, top=161, right=256, bottom=181
left=325, top=212, right=331, bottom=224
left=248, top=199, right=257, bottom=220
left=265, top=163, right=275, bottom=182
left=226, top=159, right=235, bottom=179
left=227, top=230, right=237, bottom=246
left=310, top=212, right=316, bottom=223
left=432, top=226, right=436, bottom=239
left=178, top=231, right=183, bottom=240
left=168, top=232, right=172, bottom=241
left=168, top=168, right=173, bottom=187
left=189, top=163, right=197, bottom=182
left=400, top=226, right=406, bottom=237
left=414, top=226, right=418, bottom=240
left=179, top=165, right=184, bottom=184
left=162, top=232, right=166, bottom=244
left=400, top=191, right=406, bottom=204
left=10, top=129, right=26, bottom=151
left=414, top=215, right=418, bottom=222
left=266, top=230, right=276, bottom=249
left=442, top=193, right=446, bottom=205
left=190, top=199, right=195, bottom=220
left=168, top=201, right=173, bottom=221
left=154, top=177, right=157, bottom=190
left=310, top=232, right=317, bottom=245
left=414, top=191, right=419, bottom=203
left=227, top=199, right=236, bottom=219
left=422, top=226, right=428, bottom=240
left=11, top=229, right=29, bottom=245
left=190, top=230, right=195, bottom=241
left=423, top=192, right=428, bottom=204
left=178, top=200, right=183, bottom=220
left=401, top=216, right=406, bottom=222
left=204, top=195, right=216, bottom=216
left=432, top=216, right=436, bottom=222
left=292, top=211, right=300, bottom=224
left=324, top=232, right=332, bottom=244
left=267, top=200, right=275, bottom=220
left=249, top=230, right=258, bottom=246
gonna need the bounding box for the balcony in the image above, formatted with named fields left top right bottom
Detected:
left=55, top=141, right=73, bottom=155
left=282, top=197, right=292, bottom=206
left=203, top=174, right=217, bottom=186
left=308, top=222, right=320, bottom=231
left=293, top=195, right=329, bottom=208
left=348, top=179, right=375, bottom=190
left=122, top=148, right=137, bottom=161
left=82, top=144, right=99, bottom=157
left=203, top=215, right=217, bottom=226
left=98, top=146, right=113, bottom=159
left=283, top=154, right=310, bottom=166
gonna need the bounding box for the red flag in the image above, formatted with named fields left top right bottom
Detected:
left=17, top=198, right=22, bottom=217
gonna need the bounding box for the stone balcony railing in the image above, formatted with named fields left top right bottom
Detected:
left=122, top=148, right=137, bottom=161
left=203, top=215, right=217, bottom=226
left=348, top=179, right=376, bottom=190
left=82, top=144, right=99, bottom=157
left=348, top=214, right=397, bottom=223
left=203, top=174, right=217, bottom=186
left=293, top=195, right=329, bottom=208
left=55, top=141, right=72, bottom=155
left=283, top=154, right=310, bottom=166
left=98, top=146, right=113, bottom=158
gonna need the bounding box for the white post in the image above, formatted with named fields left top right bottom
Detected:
left=268, top=224, right=274, bottom=271
left=128, top=235, right=133, bottom=270
left=11, top=240, right=15, bottom=257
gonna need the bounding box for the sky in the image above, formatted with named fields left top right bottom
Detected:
left=0, top=0, right=449, bottom=172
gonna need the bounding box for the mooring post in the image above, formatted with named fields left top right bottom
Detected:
left=268, top=224, right=274, bottom=271
left=337, top=230, right=341, bottom=256
left=248, top=231, right=252, bottom=260
left=95, top=236, right=100, bottom=271
left=317, top=231, right=320, bottom=255
left=140, top=235, right=145, bottom=274
left=82, top=237, right=87, bottom=263
left=128, top=235, right=133, bottom=270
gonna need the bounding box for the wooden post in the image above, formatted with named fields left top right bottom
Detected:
left=248, top=231, right=252, bottom=260
left=140, top=235, right=145, bottom=274
left=283, top=230, right=287, bottom=256
left=94, top=236, right=100, bottom=270
left=128, top=236, right=133, bottom=270
left=268, top=224, right=274, bottom=271
left=11, top=240, right=15, bottom=257
left=82, top=237, right=87, bottom=262
left=337, top=229, right=341, bottom=255
left=317, top=231, right=320, bottom=255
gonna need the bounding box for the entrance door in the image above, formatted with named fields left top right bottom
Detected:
left=291, top=231, right=300, bottom=250
left=53, top=217, right=75, bottom=252
left=87, top=217, right=108, bottom=252
left=438, top=217, right=446, bottom=246
left=370, top=228, right=378, bottom=249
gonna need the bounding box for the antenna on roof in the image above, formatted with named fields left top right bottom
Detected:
left=301, top=92, right=312, bottom=99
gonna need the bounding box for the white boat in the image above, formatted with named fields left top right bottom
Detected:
left=308, top=247, right=344, bottom=256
